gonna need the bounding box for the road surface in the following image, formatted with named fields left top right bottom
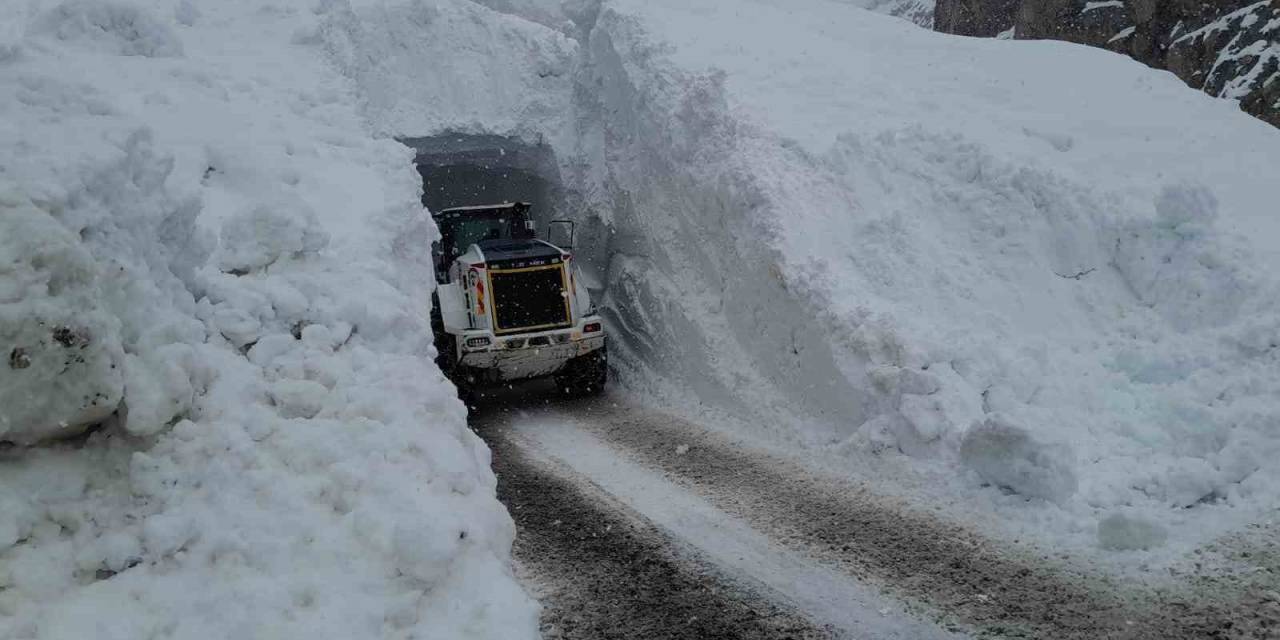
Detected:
left=469, top=386, right=1275, bottom=639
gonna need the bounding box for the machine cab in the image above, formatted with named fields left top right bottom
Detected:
left=432, top=202, right=535, bottom=283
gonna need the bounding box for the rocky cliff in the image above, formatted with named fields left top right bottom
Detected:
left=935, top=0, right=1020, bottom=36
left=935, top=0, right=1280, bottom=128
left=874, top=0, right=939, bottom=27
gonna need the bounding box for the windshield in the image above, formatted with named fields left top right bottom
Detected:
left=449, top=216, right=512, bottom=253
left=438, top=216, right=516, bottom=267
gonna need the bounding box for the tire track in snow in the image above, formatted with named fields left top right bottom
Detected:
left=544, top=399, right=1131, bottom=640
left=472, top=396, right=836, bottom=639
left=508, top=413, right=963, bottom=639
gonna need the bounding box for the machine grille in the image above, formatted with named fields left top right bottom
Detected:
left=489, top=264, right=570, bottom=334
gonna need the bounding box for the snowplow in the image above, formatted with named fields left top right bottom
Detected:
left=430, top=202, right=607, bottom=397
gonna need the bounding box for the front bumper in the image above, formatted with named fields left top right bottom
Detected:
left=458, top=325, right=605, bottom=382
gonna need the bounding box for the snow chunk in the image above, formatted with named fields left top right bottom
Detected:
left=960, top=416, right=1078, bottom=504
left=268, top=379, right=328, bottom=419
left=140, top=510, right=198, bottom=558
left=248, top=333, right=299, bottom=367
left=29, top=1, right=183, bottom=58
left=120, top=345, right=195, bottom=436
left=217, top=202, right=330, bottom=273
left=1111, top=184, right=1250, bottom=331
left=77, top=530, right=143, bottom=573
left=0, top=192, right=124, bottom=444
left=392, top=516, right=465, bottom=588
left=1155, top=183, right=1218, bottom=232
left=1097, top=512, right=1168, bottom=551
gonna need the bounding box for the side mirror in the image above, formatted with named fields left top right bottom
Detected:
left=524, top=220, right=537, bottom=232
left=549, top=220, right=575, bottom=249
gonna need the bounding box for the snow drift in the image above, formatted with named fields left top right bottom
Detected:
left=0, top=1, right=536, bottom=637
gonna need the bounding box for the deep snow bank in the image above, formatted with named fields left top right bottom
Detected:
left=0, top=1, right=536, bottom=637
left=583, top=0, right=1280, bottom=559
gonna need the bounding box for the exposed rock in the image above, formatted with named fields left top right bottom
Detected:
left=868, top=0, right=940, bottom=28
left=934, top=0, right=1280, bottom=129
left=1017, top=0, right=1133, bottom=51
left=936, top=0, right=1021, bottom=36
left=1165, top=1, right=1280, bottom=128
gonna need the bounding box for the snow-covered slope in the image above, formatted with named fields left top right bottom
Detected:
left=0, top=1, right=536, bottom=637
left=577, top=0, right=1280, bottom=560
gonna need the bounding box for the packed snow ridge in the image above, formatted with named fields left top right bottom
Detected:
left=1, top=1, right=536, bottom=637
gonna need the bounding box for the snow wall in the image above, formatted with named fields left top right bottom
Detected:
left=579, top=21, right=878, bottom=437
left=589, top=0, right=1280, bottom=556
left=0, top=0, right=537, bottom=637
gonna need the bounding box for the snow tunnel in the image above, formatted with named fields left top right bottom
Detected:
left=397, top=121, right=872, bottom=440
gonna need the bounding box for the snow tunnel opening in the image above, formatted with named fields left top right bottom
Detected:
left=400, top=133, right=611, bottom=292
left=400, top=133, right=563, bottom=216
left=399, top=132, right=622, bottom=395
